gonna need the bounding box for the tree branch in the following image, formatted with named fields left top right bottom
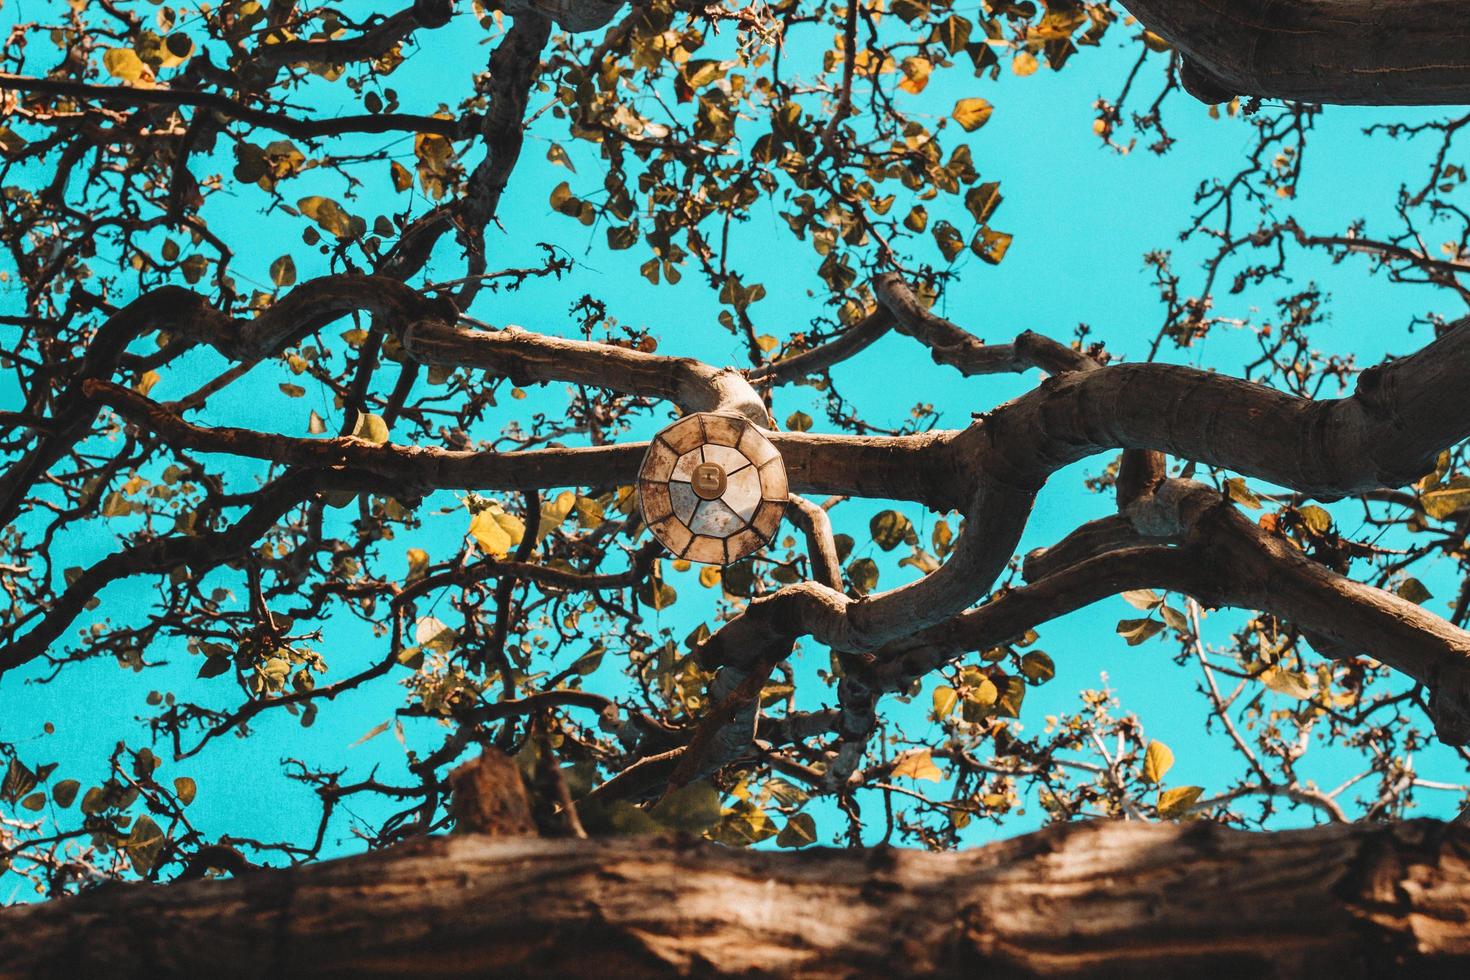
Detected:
left=1, top=820, right=1467, bottom=975
left=1121, top=0, right=1470, bottom=104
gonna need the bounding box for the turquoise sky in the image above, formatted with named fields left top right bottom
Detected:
left=3, top=2, right=1468, bottom=889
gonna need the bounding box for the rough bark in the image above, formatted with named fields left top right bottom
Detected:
left=2, top=820, right=1469, bottom=977
left=1120, top=0, right=1470, bottom=104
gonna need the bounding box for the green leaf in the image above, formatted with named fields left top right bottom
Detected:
left=995, top=676, right=1026, bottom=718
left=1019, top=650, right=1055, bottom=684
left=270, top=254, right=297, bottom=288
left=125, top=814, right=165, bottom=875
left=352, top=411, right=390, bottom=445
left=52, top=779, right=80, bottom=808
left=964, top=673, right=998, bottom=709
left=1117, top=618, right=1165, bottom=646
left=174, top=776, right=197, bottom=806
left=650, top=781, right=721, bottom=832
left=1398, top=578, right=1433, bottom=604
left=869, top=510, right=913, bottom=551
left=776, top=812, right=817, bottom=848
left=2, top=759, right=37, bottom=804
left=1297, top=504, right=1332, bottom=534
left=785, top=411, right=813, bottom=432
left=847, top=557, right=879, bottom=595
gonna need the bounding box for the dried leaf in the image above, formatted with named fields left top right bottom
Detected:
left=891, top=748, right=944, bottom=782
left=952, top=97, right=993, bottom=131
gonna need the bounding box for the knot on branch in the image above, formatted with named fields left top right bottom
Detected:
left=449, top=749, right=537, bottom=837
left=1429, top=671, right=1470, bottom=747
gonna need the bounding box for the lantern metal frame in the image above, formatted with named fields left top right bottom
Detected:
left=637, top=412, right=788, bottom=565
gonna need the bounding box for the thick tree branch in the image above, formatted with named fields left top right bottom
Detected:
left=1121, top=0, right=1470, bottom=104
left=247, top=2, right=456, bottom=69
left=1, top=821, right=1468, bottom=976
left=867, top=480, right=1470, bottom=743
left=0, top=72, right=470, bottom=140
left=411, top=317, right=770, bottom=423
left=874, top=273, right=1097, bottom=377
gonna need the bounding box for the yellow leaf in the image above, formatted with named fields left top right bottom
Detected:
left=103, top=48, right=150, bottom=84
left=406, top=547, right=429, bottom=580
left=1398, top=577, right=1433, bottom=604
left=469, top=505, right=525, bottom=558
left=952, top=97, right=993, bottom=132
left=134, top=370, right=161, bottom=396
left=539, top=490, right=577, bottom=537
left=1224, top=477, right=1262, bottom=509
left=1421, top=479, right=1470, bottom=520
left=898, top=56, right=932, bottom=94
left=698, top=566, right=721, bottom=588
left=1158, top=785, right=1204, bottom=818
left=932, top=685, right=958, bottom=718
left=966, top=676, right=998, bottom=709
left=390, top=160, right=413, bottom=192
left=754, top=334, right=778, bottom=353
left=891, top=748, right=944, bottom=782
left=1142, top=740, right=1174, bottom=783
left=972, top=227, right=1013, bottom=265
left=1141, top=31, right=1172, bottom=52
left=573, top=495, right=605, bottom=528
left=1012, top=51, right=1039, bottom=76
left=1121, top=589, right=1163, bottom=610
left=297, top=196, right=359, bottom=239
left=270, top=254, right=296, bottom=288
left=351, top=412, right=389, bottom=444
left=1258, top=665, right=1315, bottom=700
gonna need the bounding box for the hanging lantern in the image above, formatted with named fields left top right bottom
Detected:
left=637, top=413, right=788, bottom=565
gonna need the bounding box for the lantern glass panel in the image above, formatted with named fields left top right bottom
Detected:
left=637, top=413, right=789, bottom=564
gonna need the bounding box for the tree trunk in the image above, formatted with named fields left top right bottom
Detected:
left=2, top=819, right=1469, bottom=978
